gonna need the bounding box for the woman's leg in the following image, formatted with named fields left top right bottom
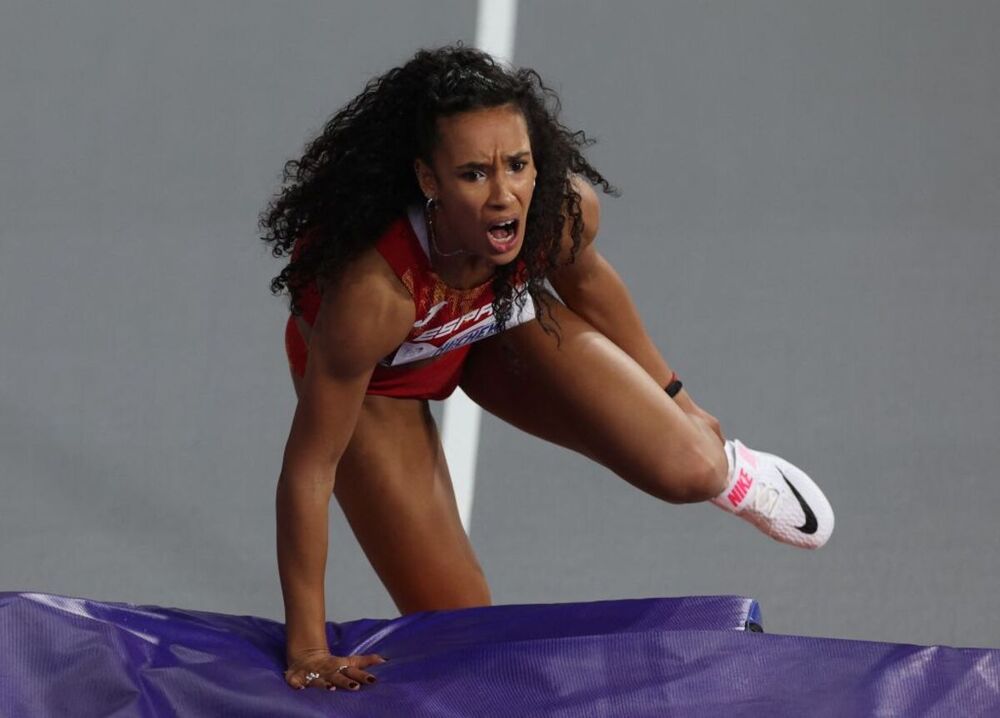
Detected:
left=289, top=362, right=491, bottom=615
left=460, top=297, right=729, bottom=504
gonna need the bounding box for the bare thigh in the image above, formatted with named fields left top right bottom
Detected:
left=460, top=298, right=720, bottom=503
left=289, top=329, right=490, bottom=615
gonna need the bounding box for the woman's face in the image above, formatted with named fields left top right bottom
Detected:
left=415, top=103, right=537, bottom=266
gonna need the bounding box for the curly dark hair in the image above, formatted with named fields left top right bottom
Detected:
left=259, top=44, right=616, bottom=330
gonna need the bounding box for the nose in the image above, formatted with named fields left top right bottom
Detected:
left=487, top=170, right=516, bottom=208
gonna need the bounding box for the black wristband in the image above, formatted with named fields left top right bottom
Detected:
left=665, top=379, right=683, bottom=398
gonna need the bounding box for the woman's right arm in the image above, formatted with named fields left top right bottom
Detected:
left=276, top=252, right=414, bottom=688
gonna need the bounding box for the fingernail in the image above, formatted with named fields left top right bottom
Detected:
left=366, top=676, right=377, bottom=684
left=349, top=682, right=360, bottom=690
left=327, top=686, right=337, bottom=691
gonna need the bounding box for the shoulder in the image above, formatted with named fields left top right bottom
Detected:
left=309, top=247, right=415, bottom=376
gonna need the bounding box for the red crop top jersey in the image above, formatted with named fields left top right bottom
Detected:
left=283, top=205, right=536, bottom=400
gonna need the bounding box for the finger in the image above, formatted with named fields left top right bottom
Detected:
left=340, top=664, right=377, bottom=685
left=327, top=666, right=363, bottom=691
left=361, top=653, right=389, bottom=666
left=287, top=669, right=333, bottom=691
left=284, top=669, right=307, bottom=690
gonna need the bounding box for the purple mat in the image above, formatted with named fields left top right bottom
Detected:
left=1, top=591, right=997, bottom=717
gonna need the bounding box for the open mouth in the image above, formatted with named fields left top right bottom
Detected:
left=486, top=218, right=520, bottom=251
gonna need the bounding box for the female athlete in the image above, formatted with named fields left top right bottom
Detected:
left=259, top=45, right=834, bottom=693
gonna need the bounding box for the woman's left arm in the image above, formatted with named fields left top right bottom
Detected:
left=548, top=178, right=725, bottom=442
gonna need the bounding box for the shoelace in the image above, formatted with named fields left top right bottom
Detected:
left=750, top=483, right=782, bottom=520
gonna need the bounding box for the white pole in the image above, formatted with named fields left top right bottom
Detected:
left=442, top=0, right=518, bottom=533
left=475, top=0, right=518, bottom=64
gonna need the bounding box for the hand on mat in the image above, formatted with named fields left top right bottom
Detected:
left=284, top=648, right=387, bottom=691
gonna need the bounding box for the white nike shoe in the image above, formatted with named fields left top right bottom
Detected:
left=710, top=439, right=834, bottom=549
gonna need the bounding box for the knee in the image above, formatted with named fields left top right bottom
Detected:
left=704, top=415, right=724, bottom=442
left=650, top=442, right=729, bottom=505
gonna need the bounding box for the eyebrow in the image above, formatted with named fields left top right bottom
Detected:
left=455, top=151, right=531, bottom=170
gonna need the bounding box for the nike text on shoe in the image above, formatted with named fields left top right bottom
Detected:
left=710, top=439, right=834, bottom=549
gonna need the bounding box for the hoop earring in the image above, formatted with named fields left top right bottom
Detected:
left=424, top=196, right=466, bottom=258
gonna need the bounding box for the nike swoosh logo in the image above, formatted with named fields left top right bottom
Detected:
left=778, top=469, right=818, bottom=535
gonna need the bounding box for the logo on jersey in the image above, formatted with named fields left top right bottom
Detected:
left=411, top=301, right=448, bottom=329
left=414, top=303, right=496, bottom=342
left=386, top=292, right=535, bottom=366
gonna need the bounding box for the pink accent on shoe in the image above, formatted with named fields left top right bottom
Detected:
left=726, top=468, right=754, bottom=508
left=737, top=441, right=758, bottom=469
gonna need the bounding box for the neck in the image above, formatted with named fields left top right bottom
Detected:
left=425, top=207, right=493, bottom=289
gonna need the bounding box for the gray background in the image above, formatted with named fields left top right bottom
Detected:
left=1, top=1, right=997, bottom=649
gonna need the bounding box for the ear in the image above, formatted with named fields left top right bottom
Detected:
left=414, top=158, right=439, bottom=200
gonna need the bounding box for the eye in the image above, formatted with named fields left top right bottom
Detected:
left=462, top=170, right=486, bottom=181
left=510, top=160, right=527, bottom=172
